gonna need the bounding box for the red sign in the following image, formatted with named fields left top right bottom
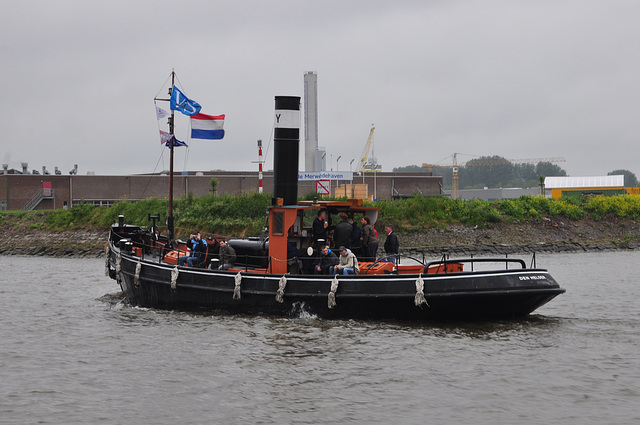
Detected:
left=316, top=180, right=330, bottom=195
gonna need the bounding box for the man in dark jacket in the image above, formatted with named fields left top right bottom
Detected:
left=383, top=224, right=399, bottom=264
left=315, top=245, right=339, bottom=274
left=333, top=212, right=352, bottom=249
left=361, top=215, right=378, bottom=262
left=312, top=210, right=329, bottom=251
left=350, top=214, right=363, bottom=258
left=218, top=240, right=236, bottom=270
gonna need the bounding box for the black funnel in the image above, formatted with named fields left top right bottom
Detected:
left=273, top=96, right=301, bottom=206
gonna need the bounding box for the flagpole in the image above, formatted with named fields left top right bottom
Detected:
left=155, top=70, right=208, bottom=247
left=167, top=71, right=176, bottom=246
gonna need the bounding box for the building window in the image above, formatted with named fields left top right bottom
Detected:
left=73, top=199, right=115, bottom=207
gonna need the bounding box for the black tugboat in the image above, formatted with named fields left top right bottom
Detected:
left=105, top=78, right=565, bottom=320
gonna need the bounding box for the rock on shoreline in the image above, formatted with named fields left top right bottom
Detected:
left=401, top=217, right=640, bottom=256
left=1, top=215, right=639, bottom=258
left=0, top=230, right=107, bottom=257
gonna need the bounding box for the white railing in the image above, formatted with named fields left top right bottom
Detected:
left=21, top=188, right=54, bottom=210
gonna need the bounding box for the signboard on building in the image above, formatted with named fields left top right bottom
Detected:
left=299, top=171, right=353, bottom=181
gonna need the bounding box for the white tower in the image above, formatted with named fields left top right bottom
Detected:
left=304, top=71, right=324, bottom=171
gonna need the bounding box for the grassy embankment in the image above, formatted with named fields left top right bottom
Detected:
left=2, top=193, right=640, bottom=238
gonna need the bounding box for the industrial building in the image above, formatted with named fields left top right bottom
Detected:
left=544, top=176, right=639, bottom=199
left=454, top=187, right=539, bottom=201
left=0, top=169, right=442, bottom=211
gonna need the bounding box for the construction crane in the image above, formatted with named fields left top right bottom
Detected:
left=422, top=154, right=566, bottom=199
left=422, top=153, right=462, bottom=199
left=358, top=126, right=381, bottom=172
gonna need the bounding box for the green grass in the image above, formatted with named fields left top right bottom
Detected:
left=6, top=193, right=640, bottom=236
left=39, top=193, right=272, bottom=237
left=369, top=194, right=635, bottom=232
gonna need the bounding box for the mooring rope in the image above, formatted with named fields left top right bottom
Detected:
left=328, top=274, right=339, bottom=309
left=275, top=275, right=287, bottom=303
left=134, top=261, right=142, bottom=287
left=233, top=271, right=242, bottom=300
left=171, top=266, right=179, bottom=290
left=414, top=274, right=429, bottom=307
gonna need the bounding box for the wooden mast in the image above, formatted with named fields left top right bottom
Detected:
left=154, top=71, right=176, bottom=246
left=167, top=71, right=175, bottom=245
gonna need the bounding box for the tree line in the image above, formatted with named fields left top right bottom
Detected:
left=394, top=156, right=638, bottom=189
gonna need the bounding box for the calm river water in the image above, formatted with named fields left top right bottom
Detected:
left=1, top=251, right=639, bottom=425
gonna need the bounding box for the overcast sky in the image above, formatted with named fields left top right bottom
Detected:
left=2, top=1, right=639, bottom=179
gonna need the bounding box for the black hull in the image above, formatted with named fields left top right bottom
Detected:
left=107, top=243, right=564, bottom=321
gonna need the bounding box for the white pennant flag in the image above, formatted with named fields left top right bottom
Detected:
left=156, top=106, right=170, bottom=120
left=159, top=130, right=172, bottom=144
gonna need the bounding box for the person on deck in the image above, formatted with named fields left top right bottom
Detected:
left=179, top=230, right=207, bottom=267
left=333, top=212, right=353, bottom=249
left=331, top=246, right=359, bottom=275
left=361, top=215, right=378, bottom=262
left=312, top=210, right=329, bottom=252
left=315, top=245, right=339, bottom=275
left=383, top=224, right=399, bottom=264
left=350, top=213, right=363, bottom=258
left=218, top=240, right=236, bottom=270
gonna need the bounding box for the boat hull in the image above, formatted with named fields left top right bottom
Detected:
left=108, top=244, right=564, bottom=321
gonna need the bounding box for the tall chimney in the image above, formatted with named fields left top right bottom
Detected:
left=2, top=164, right=8, bottom=175
left=273, top=96, right=301, bottom=206
left=303, top=71, right=318, bottom=172
left=21, top=162, right=28, bottom=174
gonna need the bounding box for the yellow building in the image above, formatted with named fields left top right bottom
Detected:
left=544, top=175, right=639, bottom=200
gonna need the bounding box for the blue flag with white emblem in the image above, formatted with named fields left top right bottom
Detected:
left=170, top=86, right=202, bottom=116
left=165, top=135, right=188, bottom=148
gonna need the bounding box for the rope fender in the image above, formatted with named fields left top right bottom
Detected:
left=328, top=275, right=339, bottom=309
left=134, top=261, right=142, bottom=287
left=275, top=275, right=287, bottom=303
left=414, top=274, right=429, bottom=307
left=104, top=245, right=111, bottom=277
left=115, top=253, right=122, bottom=284
left=233, top=272, right=242, bottom=300
left=171, top=267, right=179, bottom=290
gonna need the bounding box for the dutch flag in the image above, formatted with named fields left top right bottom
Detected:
left=190, top=113, right=225, bottom=140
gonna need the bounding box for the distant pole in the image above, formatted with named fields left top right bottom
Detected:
left=336, top=156, right=342, bottom=198
left=349, top=159, right=354, bottom=198
left=258, top=139, right=264, bottom=193
left=374, top=169, right=377, bottom=201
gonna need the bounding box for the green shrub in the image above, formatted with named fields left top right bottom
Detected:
left=584, top=195, right=640, bottom=220
left=45, top=203, right=102, bottom=230
left=24, top=192, right=640, bottom=236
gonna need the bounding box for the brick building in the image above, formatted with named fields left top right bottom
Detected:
left=1, top=171, right=442, bottom=210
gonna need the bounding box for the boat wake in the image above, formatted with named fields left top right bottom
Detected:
left=290, top=302, right=318, bottom=320
left=96, top=292, right=127, bottom=309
